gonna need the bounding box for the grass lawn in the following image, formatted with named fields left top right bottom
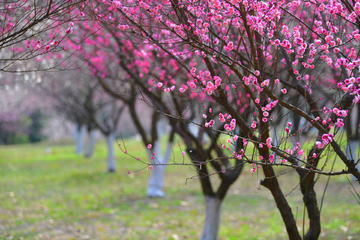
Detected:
left=0, top=138, right=359, bottom=240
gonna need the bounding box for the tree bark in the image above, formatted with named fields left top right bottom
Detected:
left=302, top=181, right=321, bottom=240
left=298, top=153, right=321, bottom=240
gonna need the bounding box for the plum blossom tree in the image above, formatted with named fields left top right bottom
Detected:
left=60, top=9, right=248, bottom=236
left=44, top=0, right=360, bottom=239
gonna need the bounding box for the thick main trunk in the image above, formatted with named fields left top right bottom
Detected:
left=297, top=151, right=321, bottom=240
left=75, top=124, right=85, bottom=155
left=303, top=183, right=321, bottom=240
left=147, top=141, right=172, bottom=197
left=106, top=132, right=116, bottom=172
left=201, top=196, right=222, bottom=240
left=85, top=129, right=96, bottom=158
left=261, top=167, right=301, bottom=240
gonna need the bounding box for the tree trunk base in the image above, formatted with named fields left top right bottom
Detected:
left=146, top=187, right=165, bottom=198
left=201, top=196, right=222, bottom=240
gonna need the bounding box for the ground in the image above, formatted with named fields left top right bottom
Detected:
left=0, top=138, right=359, bottom=239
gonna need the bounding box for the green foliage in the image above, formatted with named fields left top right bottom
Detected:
left=0, top=140, right=359, bottom=239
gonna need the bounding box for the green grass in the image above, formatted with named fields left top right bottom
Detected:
left=0, top=138, right=359, bottom=240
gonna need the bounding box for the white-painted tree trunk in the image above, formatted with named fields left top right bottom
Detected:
left=201, top=196, right=223, bottom=240
left=75, top=124, right=86, bottom=155
left=147, top=140, right=172, bottom=197
left=106, top=132, right=116, bottom=172
left=188, top=123, right=223, bottom=239
left=157, top=119, right=166, bottom=137
left=346, top=140, right=359, bottom=181
left=85, top=129, right=96, bottom=158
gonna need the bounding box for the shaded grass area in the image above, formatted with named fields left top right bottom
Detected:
left=0, top=139, right=359, bottom=240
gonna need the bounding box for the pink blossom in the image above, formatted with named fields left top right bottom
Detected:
left=335, top=118, right=344, bottom=128
left=233, top=135, right=238, bottom=141
left=297, top=150, right=305, bottom=156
